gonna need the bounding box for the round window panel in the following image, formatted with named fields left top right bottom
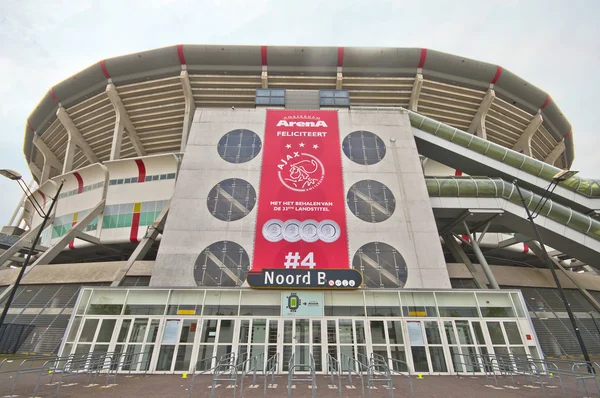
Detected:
left=342, top=131, right=386, bottom=165
left=195, top=241, right=249, bottom=287
left=352, top=242, right=407, bottom=288
left=207, top=178, right=256, bottom=222
left=347, top=180, right=396, bottom=222
left=217, top=129, right=262, bottom=163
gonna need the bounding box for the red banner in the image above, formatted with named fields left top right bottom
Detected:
left=252, top=110, right=349, bottom=272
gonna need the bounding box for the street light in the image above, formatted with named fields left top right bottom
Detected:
left=513, top=170, right=593, bottom=371
left=0, top=170, right=64, bottom=339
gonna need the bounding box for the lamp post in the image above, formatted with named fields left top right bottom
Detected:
left=0, top=170, right=64, bottom=337
left=513, top=170, right=593, bottom=370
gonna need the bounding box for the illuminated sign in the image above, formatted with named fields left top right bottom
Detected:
left=247, top=268, right=362, bottom=290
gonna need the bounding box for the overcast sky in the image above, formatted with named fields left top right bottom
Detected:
left=0, top=0, right=598, bottom=225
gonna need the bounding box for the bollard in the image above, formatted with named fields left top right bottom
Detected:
left=182, top=373, right=188, bottom=379
left=417, top=374, right=423, bottom=379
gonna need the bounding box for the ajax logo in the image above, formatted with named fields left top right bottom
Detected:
left=278, top=151, right=325, bottom=192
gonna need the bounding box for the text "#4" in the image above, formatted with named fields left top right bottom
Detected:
left=284, top=252, right=316, bottom=269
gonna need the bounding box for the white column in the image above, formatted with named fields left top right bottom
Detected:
left=180, top=70, right=196, bottom=152
left=56, top=107, right=98, bottom=164
left=468, top=88, right=495, bottom=139
left=545, top=141, right=566, bottom=165
left=106, top=83, right=146, bottom=157
left=261, top=65, right=268, bottom=89
left=512, top=113, right=543, bottom=156
left=408, top=73, right=423, bottom=111
left=62, top=132, right=76, bottom=174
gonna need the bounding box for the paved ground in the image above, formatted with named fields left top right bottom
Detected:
left=0, top=371, right=597, bottom=398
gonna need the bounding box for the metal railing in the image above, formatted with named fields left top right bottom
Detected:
left=210, top=352, right=238, bottom=398
left=263, top=353, right=278, bottom=398
left=238, top=352, right=264, bottom=397
left=326, top=352, right=342, bottom=398
left=341, top=352, right=366, bottom=397
left=287, top=352, right=316, bottom=398
left=452, top=352, right=600, bottom=398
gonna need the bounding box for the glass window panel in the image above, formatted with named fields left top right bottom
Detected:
left=66, top=317, right=82, bottom=342
left=167, top=290, right=203, bottom=315
left=76, top=290, right=92, bottom=315
left=370, top=321, right=386, bottom=344
left=387, top=321, right=403, bottom=345
left=87, top=290, right=126, bottom=315
left=444, top=321, right=457, bottom=344
left=271, top=97, right=285, bottom=105
left=156, top=346, right=175, bottom=371
left=147, top=320, right=160, bottom=343
left=339, top=320, right=354, bottom=344
left=477, top=292, right=515, bottom=317
left=96, top=319, right=116, bottom=343
left=436, top=292, right=479, bottom=317
left=401, top=292, right=437, bottom=317
left=425, top=321, right=442, bottom=344
left=251, top=319, right=267, bottom=344
left=486, top=322, right=506, bottom=345
left=471, top=321, right=486, bottom=345
left=510, top=293, right=526, bottom=318
left=347, top=180, right=396, bottom=223
left=174, top=345, right=193, bottom=371
left=390, top=346, right=407, bottom=371
left=354, top=242, right=408, bottom=289
left=429, top=347, right=448, bottom=372
left=129, top=319, right=148, bottom=343
left=206, top=178, right=257, bottom=222
left=79, top=319, right=99, bottom=343
left=126, top=290, right=167, bottom=306
left=255, top=96, right=270, bottom=105
left=455, top=321, right=474, bottom=345
left=256, top=89, right=270, bottom=97
left=271, top=89, right=285, bottom=97
left=117, top=320, right=131, bottom=342
left=411, top=346, right=429, bottom=372
left=503, top=322, right=523, bottom=345
left=342, top=131, right=386, bottom=166
left=218, top=320, right=235, bottom=343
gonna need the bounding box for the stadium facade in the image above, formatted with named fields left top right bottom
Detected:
left=1, top=44, right=600, bottom=374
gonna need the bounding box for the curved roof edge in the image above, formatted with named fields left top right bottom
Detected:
left=23, top=44, right=575, bottom=166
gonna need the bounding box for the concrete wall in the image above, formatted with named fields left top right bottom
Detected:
left=151, top=108, right=451, bottom=288
left=151, top=108, right=264, bottom=286
left=340, top=109, right=450, bottom=288
left=0, top=260, right=153, bottom=285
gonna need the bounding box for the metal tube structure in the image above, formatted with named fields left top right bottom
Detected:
left=513, top=180, right=593, bottom=370
left=0, top=180, right=64, bottom=338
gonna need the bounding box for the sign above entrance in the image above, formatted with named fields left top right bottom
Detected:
left=281, top=291, right=324, bottom=316
left=247, top=268, right=362, bottom=290
left=251, top=110, right=349, bottom=274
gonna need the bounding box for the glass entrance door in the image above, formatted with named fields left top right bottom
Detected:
left=195, top=318, right=237, bottom=371
left=281, top=319, right=322, bottom=372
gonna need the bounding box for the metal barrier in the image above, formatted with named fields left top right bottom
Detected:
left=287, top=352, right=316, bottom=398
left=452, top=352, right=600, bottom=398
left=210, top=352, right=238, bottom=398
left=366, top=353, right=393, bottom=398
left=238, top=352, right=264, bottom=397
left=263, top=353, right=277, bottom=398
left=388, top=358, right=414, bottom=398
left=188, top=356, right=218, bottom=397
left=341, top=352, right=366, bottom=397
left=326, top=352, right=342, bottom=398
